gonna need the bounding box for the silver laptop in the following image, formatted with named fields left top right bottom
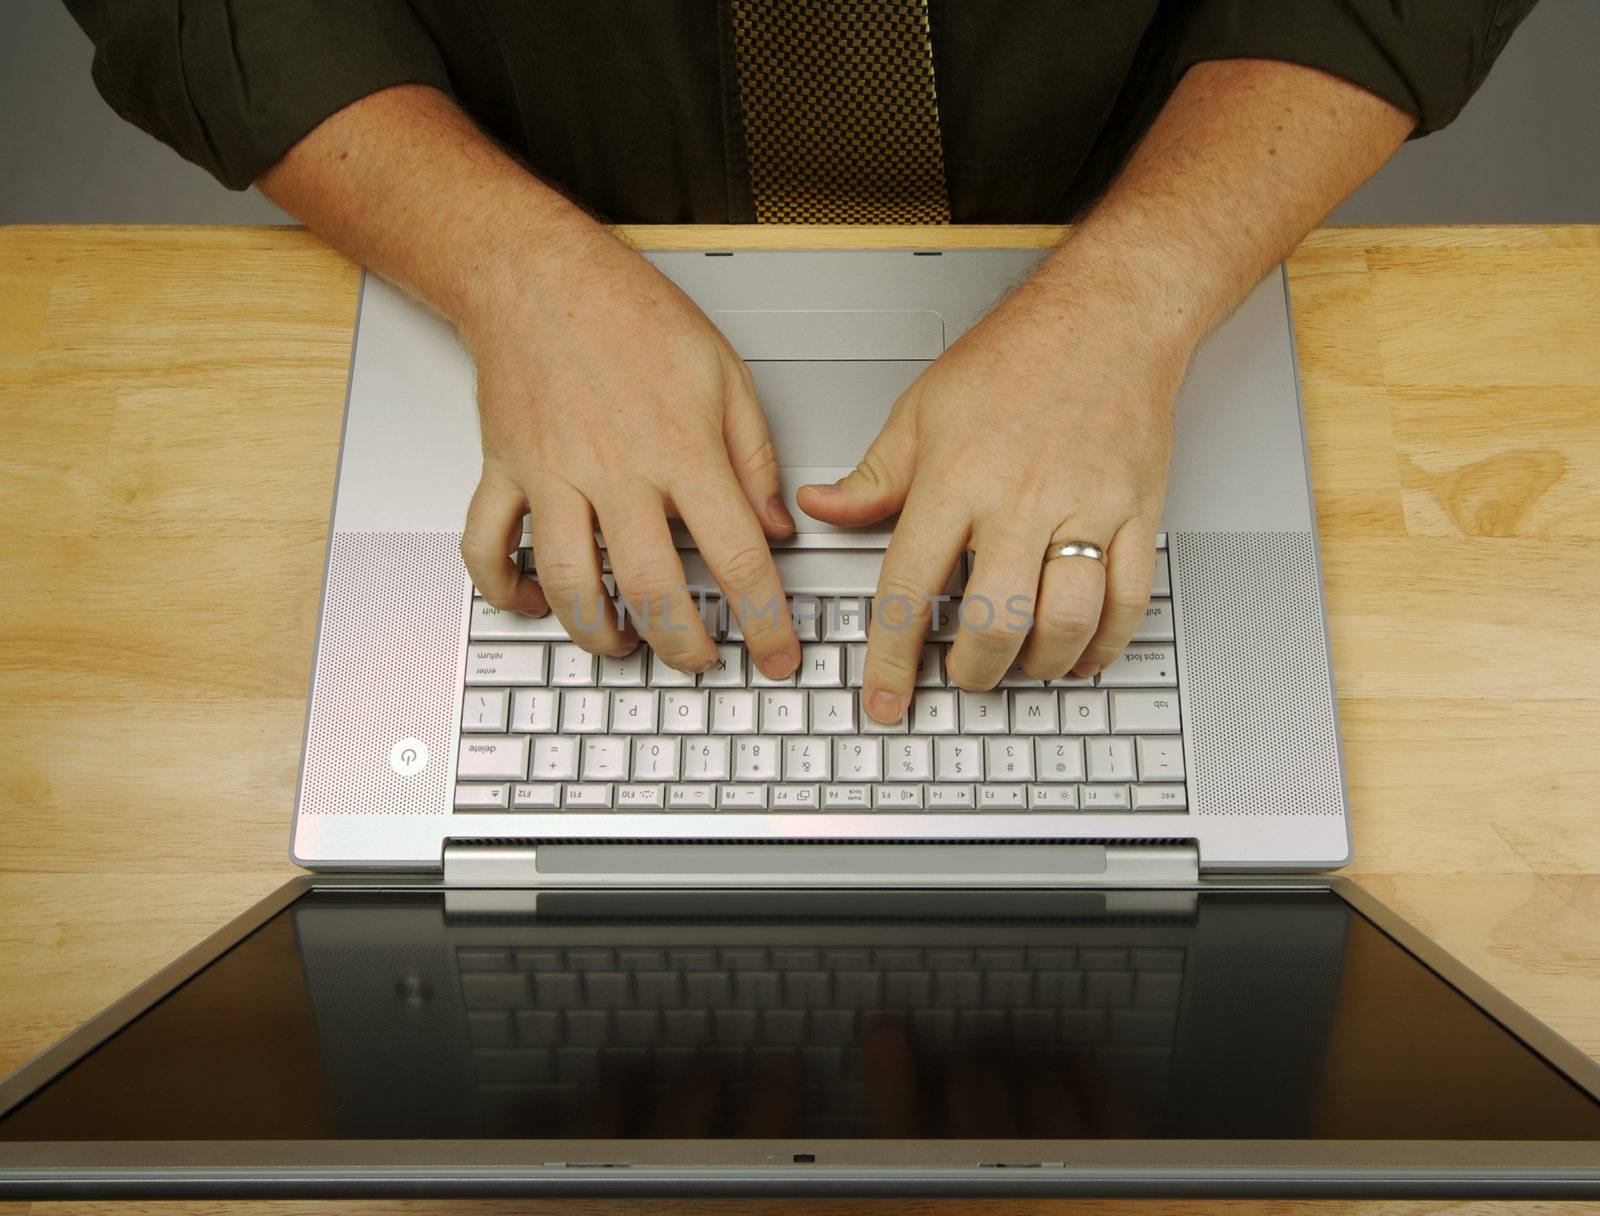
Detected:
left=3, top=249, right=1597, bottom=1197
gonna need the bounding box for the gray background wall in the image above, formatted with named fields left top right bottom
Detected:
left=2, top=0, right=1597, bottom=225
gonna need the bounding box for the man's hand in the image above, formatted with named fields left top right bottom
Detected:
left=460, top=228, right=800, bottom=677
left=258, top=85, right=800, bottom=677
left=799, top=266, right=1182, bottom=721
left=804, top=57, right=1411, bottom=723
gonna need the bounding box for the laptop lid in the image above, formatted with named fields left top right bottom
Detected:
left=3, top=877, right=1597, bottom=1197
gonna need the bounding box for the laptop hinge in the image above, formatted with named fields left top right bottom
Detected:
left=442, top=839, right=1199, bottom=890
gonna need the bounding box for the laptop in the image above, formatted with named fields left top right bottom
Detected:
left=2, top=248, right=1596, bottom=1197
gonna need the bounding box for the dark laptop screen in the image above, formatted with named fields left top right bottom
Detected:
left=3, top=888, right=1598, bottom=1142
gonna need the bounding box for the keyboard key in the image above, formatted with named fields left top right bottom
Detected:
left=914, top=644, right=944, bottom=688
left=648, top=651, right=697, bottom=687
left=1099, top=643, right=1177, bottom=688
left=682, top=737, right=731, bottom=781
left=609, top=689, right=657, bottom=733
left=1132, top=598, right=1175, bottom=643
left=874, top=784, right=924, bottom=809
left=810, top=690, right=856, bottom=734
left=560, top=689, right=610, bottom=734
left=927, top=598, right=961, bottom=642
left=1131, top=783, right=1188, bottom=810
left=549, top=644, right=595, bottom=687
left=616, top=783, right=665, bottom=809
left=910, top=690, right=958, bottom=734
left=977, top=784, right=1027, bottom=809
left=470, top=600, right=568, bottom=640
left=845, top=643, right=868, bottom=687
left=1111, top=690, right=1181, bottom=734
left=512, top=782, right=562, bottom=808
left=1026, top=731, right=1084, bottom=781
left=454, top=783, right=510, bottom=810
left=461, top=688, right=509, bottom=733
left=710, top=689, right=758, bottom=734
left=862, top=705, right=908, bottom=733
left=790, top=596, right=825, bottom=643
left=457, top=735, right=529, bottom=780
left=667, top=783, right=716, bottom=809
left=564, top=782, right=613, bottom=808
left=999, top=662, right=1042, bottom=688
left=631, top=736, right=680, bottom=780
left=531, top=736, right=579, bottom=781
left=1080, top=784, right=1132, bottom=810
left=580, top=736, right=629, bottom=781
left=983, top=738, right=1034, bottom=781
left=886, top=737, right=933, bottom=781
left=926, top=783, right=975, bottom=809
left=599, top=649, right=647, bottom=686
left=1151, top=550, right=1171, bottom=597
left=822, top=784, right=871, bottom=809
left=1085, top=737, right=1137, bottom=782
left=934, top=737, right=982, bottom=782
left=824, top=597, right=869, bottom=641
left=719, top=783, right=769, bottom=809
left=1010, top=690, right=1058, bottom=734
left=733, top=736, right=780, bottom=781
left=662, top=694, right=713, bottom=732
left=510, top=688, right=559, bottom=733
left=833, top=737, right=882, bottom=782
left=771, top=785, right=820, bottom=809
left=1028, top=784, right=1079, bottom=809
left=797, top=644, right=844, bottom=688
left=1135, top=734, right=1186, bottom=781
left=700, top=644, right=744, bottom=687
left=466, top=644, right=547, bottom=686
left=761, top=690, right=807, bottom=733
left=959, top=690, right=1008, bottom=734
left=1061, top=690, right=1109, bottom=734
left=784, top=737, right=830, bottom=781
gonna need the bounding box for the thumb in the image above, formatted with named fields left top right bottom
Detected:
left=797, top=406, right=916, bottom=527
left=724, top=387, right=797, bottom=539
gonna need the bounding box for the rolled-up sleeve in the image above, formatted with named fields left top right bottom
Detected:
left=1171, top=0, right=1539, bottom=133
left=63, top=0, right=454, bottom=189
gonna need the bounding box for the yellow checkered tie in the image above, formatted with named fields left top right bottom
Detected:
left=730, top=0, right=951, bottom=224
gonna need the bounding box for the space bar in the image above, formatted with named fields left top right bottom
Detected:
left=678, top=548, right=961, bottom=596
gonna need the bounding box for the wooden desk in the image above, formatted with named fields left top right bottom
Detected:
left=1, top=224, right=1597, bottom=1215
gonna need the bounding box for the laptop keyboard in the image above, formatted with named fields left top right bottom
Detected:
left=455, top=545, right=1185, bottom=813
left=457, top=938, right=1183, bottom=1134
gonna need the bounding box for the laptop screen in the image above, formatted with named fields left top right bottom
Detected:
left=3, top=887, right=1598, bottom=1143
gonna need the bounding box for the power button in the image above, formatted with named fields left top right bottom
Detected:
left=389, top=737, right=429, bottom=777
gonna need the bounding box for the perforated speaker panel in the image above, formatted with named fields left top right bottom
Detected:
left=1172, top=532, right=1345, bottom=819
left=297, top=531, right=464, bottom=820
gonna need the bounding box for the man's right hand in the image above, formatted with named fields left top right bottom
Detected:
left=257, top=86, right=799, bottom=679
left=457, top=226, right=801, bottom=678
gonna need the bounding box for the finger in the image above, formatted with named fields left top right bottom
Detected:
left=861, top=485, right=967, bottom=723
left=945, top=523, right=1044, bottom=692
left=460, top=467, right=548, bottom=615
left=1074, top=520, right=1159, bottom=676
left=722, top=381, right=796, bottom=539
left=675, top=467, right=800, bottom=679
left=526, top=480, right=635, bottom=656
left=596, top=494, right=717, bottom=674
left=1016, top=526, right=1109, bottom=681
left=795, top=399, right=916, bottom=527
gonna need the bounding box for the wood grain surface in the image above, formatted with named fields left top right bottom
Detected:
left=1, top=223, right=1597, bottom=1215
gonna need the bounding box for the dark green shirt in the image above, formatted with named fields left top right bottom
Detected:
left=64, top=0, right=1535, bottom=223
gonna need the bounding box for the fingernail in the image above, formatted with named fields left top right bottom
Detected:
left=867, top=689, right=907, bottom=723
left=758, top=643, right=799, bottom=679
left=1073, top=661, right=1101, bottom=679
left=764, top=494, right=794, bottom=529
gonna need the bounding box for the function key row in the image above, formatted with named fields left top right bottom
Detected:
left=453, top=781, right=1187, bottom=813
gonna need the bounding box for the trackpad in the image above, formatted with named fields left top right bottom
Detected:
left=750, top=360, right=930, bottom=532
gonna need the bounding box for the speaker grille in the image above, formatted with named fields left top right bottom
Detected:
left=299, top=531, right=463, bottom=817
left=1172, top=532, right=1344, bottom=818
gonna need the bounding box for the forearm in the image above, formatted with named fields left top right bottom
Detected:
left=1027, top=59, right=1414, bottom=350
left=256, top=84, right=612, bottom=336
